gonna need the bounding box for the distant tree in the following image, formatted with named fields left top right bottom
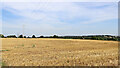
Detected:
left=50, top=36, right=53, bottom=38
left=113, top=38, right=118, bottom=41
left=7, top=35, right=17, bottom=38
left=32, top=35, right=36, bottom=38
left=0, top=34, right=4, bottom=38
left=40, top=36, right=44, bottom=38
left=24, top=36, right=26, bottom=38
left=118, top=38, right=120, bottom=41
left=91, top=36, right=97, bottom=40
left=98, top=37, right=104, bottom=40
left=18, top=35, right=23, bottom=38
left=81, top=37, right=84, bottom=39
left=53, top=35, right=58, bottom=38
left=27, top=36, right=30, bottom=38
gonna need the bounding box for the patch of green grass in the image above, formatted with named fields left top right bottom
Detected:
left=14, top=44, right=24, bottom=48
left=1, top=50, right=9, bottom=52
left=21, top=44, right=24, bottom=47
left=32, top=44, right=36, bottom=48
left=0, top=62, right=6, bottom=66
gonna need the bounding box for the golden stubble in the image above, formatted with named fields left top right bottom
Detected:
left=2, top=38, right=118, bottom=66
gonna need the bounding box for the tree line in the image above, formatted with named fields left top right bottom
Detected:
left=0, top=34, right=58, bottom=38
left=0, top=34, right=119, bottom=41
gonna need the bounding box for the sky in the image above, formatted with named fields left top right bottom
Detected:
left=0, top=2, right=118, bottom=36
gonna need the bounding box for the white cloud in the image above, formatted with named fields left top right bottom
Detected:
left=1, top=0, right=119, bottom=2
left=2, top=2, right=117, bottom=23
left=2, top=2, right=118, bottom=35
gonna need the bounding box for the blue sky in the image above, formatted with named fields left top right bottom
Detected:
left=1, top=2, right=118, bottom=36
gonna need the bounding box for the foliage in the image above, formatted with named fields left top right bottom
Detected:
left=1, top=34, right=119, bottom=41
left=18, top=35, right=23, bottom=38
left=24, top=36, right=26, bottom=38
left=32, top=44, right=36, bottom=48
left=32, top=35, right=36, bottom=38
left=7, top=35, right=17, bottom=38
left=21, top=44, right=24, bottom=47
left=1, top=50, right=9, bottom=52
left=0, top=34, right=4, bottom=38
left=40, top=36, right=44, bottom=38
left=53, top=35, right=58, bottom=38
left=0, top=62, right=6, bottom=66
left=27, top=36, right=30, bottom=38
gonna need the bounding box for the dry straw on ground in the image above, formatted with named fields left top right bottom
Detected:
left=2, top=38, right=118, bottom=66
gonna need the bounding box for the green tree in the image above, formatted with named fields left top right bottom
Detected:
left=53, top=35, right=58, bottom=38
left=18, top=35, right=23, bottom=38
left=27, top=36, right=30, bottom=38
left=40, top=36, right=44, bottom=38
left=24, top=36, right=26, bottom=38
left=113, top=38, right=118, bottom=41
left=7, top=35, right=17, bottom=38
left=32, top=35, right=36, bottom=38
left=92, top=36, right=97, bottom=40
left=0, top=34, right=4, bottom=38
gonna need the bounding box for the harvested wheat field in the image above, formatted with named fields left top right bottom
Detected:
left=1, top=38, right=118, bottom=66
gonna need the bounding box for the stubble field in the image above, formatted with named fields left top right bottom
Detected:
left=1, top=38, right=118, bottom=66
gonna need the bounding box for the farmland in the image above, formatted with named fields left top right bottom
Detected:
left=2, top=38, right=118, bottom=66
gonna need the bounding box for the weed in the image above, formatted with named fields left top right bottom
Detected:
left=1, top=50, right=9, bottom=52
left=21, top=44, right=24, bottom=47
left=0, top=62, right=6, bottom=66
left=67, top=60, right=70, bottom=63
left=32, top=44, right=36, bottom=48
